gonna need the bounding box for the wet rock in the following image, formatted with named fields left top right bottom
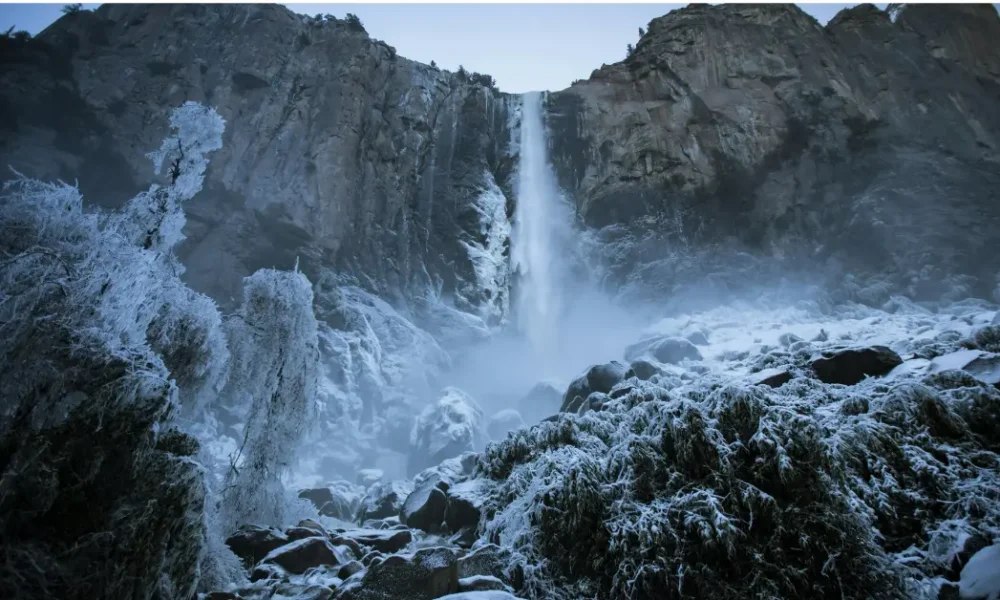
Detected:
left=401, top=484, right=448, bottom=532
left=259, top=537, right=353, bottom=575
left=518, top=382, right=563, bottom=423
left=329, top=534, right=365, bottom=558
left=273, top=583, right=334, bottom=600
left=625, top=359, right=662, bottom=381
left=225, top=525, right=289, bottom=567
left=972, top=325, right=1000, bottom=352
left=626, top=336, right=703, bottom=364
left=361, top=551, right=384, bottom=566
left=408, top=387, right=487, bottom=477
left=753, top=368, right=794, bottom=388
left=340, top=528, right=413, bottom=554
left=357, top=480, right=413, bottom=522
left=458, top=575, right=512, bottom=593
left=249, top=561, right=286, bottom=582
left=449, top=526, right=478, bottom=549
left=338, top=560, right=366, bottom=580
left=560, top=361, right=627, bottom=412
left=457, top=544, right=520, bottom=589
left=811, top=346, right=903, bottom=385
left=336, top=546, right=459, bottom=600
left=286, top=525, right=326, bottom=541
left=437, top=594, right=525, bottom=600
left=487, top=409, right=525, bottom=441
left=445, top=480, right=487, bottom=534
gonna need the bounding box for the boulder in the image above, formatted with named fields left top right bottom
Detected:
left=457, top=544, right=520, bottom=589
left=686, top=331, right=710, bottom=346
left=408, top=387, right=487, bottom=477
left=336, top=546, right=460, bottom=600
left=286, top=525, right=326, bottom=541
left=249, top=562, right=286, bottom=582
left=357, top=480, right=414, bottom=522
left=458, top=576, right=512, bottom=593
left=625, top=359, right=661, bottom=381
left=517, top=382, right=563, bottom=423
left=225, top=525, right=289, bottom=567
left=811, top=346, right=903, bottom=385
left=625, top=336, right=702, bottom=364
left=445, top=480, right=487, bottom=534
left=437, top=592, right=526, bottom=600
left=259, top=537, right=353, bottom=575
left=339, top=528, right=414, bottom=554
left=299, top=482, right=360, bottom=521
left=560, top=362, right=627, bottom=412
left=338, top=560, right=366, bottom=580
left=401, top=485, right=448, bottom=532
left=487, top=409, right=525, bottom=441
left=753, top=368, right=794, bottom=388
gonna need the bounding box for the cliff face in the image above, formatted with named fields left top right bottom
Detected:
left=2, top=3, right=999, bottom=315
left=547, top=3, right=1000, bottom=302
left=0, top=3, right=517, bottom=322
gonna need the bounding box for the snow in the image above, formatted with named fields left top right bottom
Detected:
left=412, top=387, right=487, bottom=457
left=960, top=544, right=1000, bottom=600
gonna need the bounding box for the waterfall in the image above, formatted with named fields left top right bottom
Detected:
left=512, top=91, right=574, bottom=361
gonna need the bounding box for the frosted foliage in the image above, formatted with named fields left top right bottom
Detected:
left=146, top=100, right=226, bottom=202
left=0, top=105, right=229, bottom=416
left=221, top=268, right=321, bottom=533
left=477, top=301, right=1000, bottom=600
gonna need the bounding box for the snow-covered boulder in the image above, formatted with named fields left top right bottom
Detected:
left=560, top=361, right=627, bottom=412
left=625, top=359, right=662, bottom=381
left=258, top=536, right=353, bottom=574
left=458, top=575, right=512, bottom=593
left=445, top=479, right=488, bottom=534
left=225, top=525, right=290, bottom=567
left=625, top=336, right=703, bottom=364
left=337, top=528, right=413, bottom=554
left=357, top=480, right=414, bottom=522
left=959, top=543, right=1000, bottom=600
left=408, top=387, right=487, bottom=476
left=401, top=484, right=448, bottom=532
left=298, top=481, right=361, bottom=521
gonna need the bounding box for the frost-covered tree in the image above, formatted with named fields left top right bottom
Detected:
left=0, top=102, right=229, bottom=600
left=220, top=265, right=321, bottom=532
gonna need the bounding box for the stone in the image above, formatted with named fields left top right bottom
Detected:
left=456, top=544, right=519, bottom=589
left=259, top=537, right=353, bottom=575
left=444, top=480, right=487, bottom=534
left=225, top=525, right=290, bottom=567
left=357, top=469, right=384, bottom=489
left=625, top=336, right=703, bottom=364
left=436, top=594, right=525, bottom=600
left=625, top=359, right=662, bottom=381
left=361, top=551, right=384, bottom=566
left=336, top=547, right=460, bottom=600
left=811, top=346, right=903, bottom=385
left=401, top=485, right=448, bottom=532
left=560, top=361, right=627, bottom=412
left=357, top=480, right=414, bottom=523
left=299, top=484, right=359, bottom=521
left=286, top=525, right=326, bottom=541
left=338, top=560, right=366, bottom=580
left=339, top=528, right=414, bottom=554
left=249, top=562, right=286, bottom=582
left=449, top=526, right=479, bottom=549
left=457, top=575, right=512, bottom=593
left=686, top=331, right=710, bottom=346
left=753, top=368, right=794, bottom=388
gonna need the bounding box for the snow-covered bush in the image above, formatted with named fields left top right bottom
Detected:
left=0, top=102, right=228, bottom=599
left=477, top=371, right=1000, bottom=600
left=220, top=266, right=321, bottom=533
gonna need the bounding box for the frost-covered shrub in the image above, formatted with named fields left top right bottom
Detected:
left=478, top=374, right=1000, bottom=600
left=0, top=102, right=228, bottom=599
left=220, top=267, right=321, bottom=533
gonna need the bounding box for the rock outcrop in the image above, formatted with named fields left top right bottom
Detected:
left=0, top=4, right=517, bottom=324
left=546, top=3, right=1000, bottom=303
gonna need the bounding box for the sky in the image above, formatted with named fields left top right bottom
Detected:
left=0, top=2, right=908, bottom=92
